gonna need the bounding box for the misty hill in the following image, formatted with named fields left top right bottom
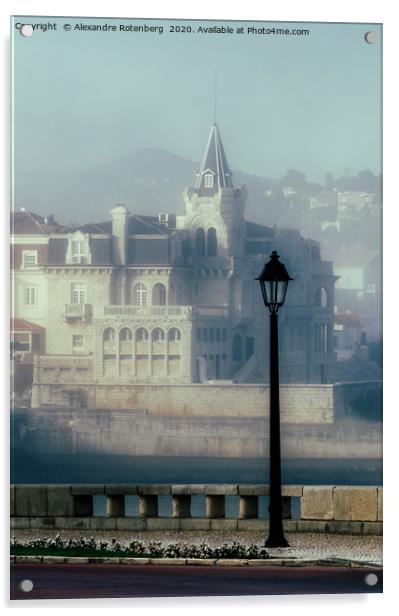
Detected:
left=14, top=148, right=274, bottom=226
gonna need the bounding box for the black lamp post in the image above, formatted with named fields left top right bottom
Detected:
left=256, top=251, right=293, bottom=548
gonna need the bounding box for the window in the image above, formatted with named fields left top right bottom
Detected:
left=195, top=228, right=206, bottom=257
left=242, top=281, right=252, bottom=305
left=133, top=283, right=148, bottom=306
left=202, top=328, right=208, bottom=343
left=136, top=328, right=149, bottom=341
left=232, top=335, right=242, bottom=361
left=196, top=328, right=201, bottom=343
left=72, top=335, right=83, bottom=348
left=71, top=283, right=86, bottom=305
left=215, top=328, right=221, bottom=342
left=315, top=286, right=328, bottom=308
left=222, top=328, right=227, bottom=342
left=168, top=328, right=181, bottom=341
left=298, top=325, right=305, bottom=351
left=71, top=240, right=85, bottom=256
left=119, top=328, right=132, bottom=341
left=209, top=328, right=214, bottom=342
left=24, top=287, right=36, bottom=306
left=103, top=328, right=115, bottom=342
left=23, top=251, right=37, bottom=268
left=152, top=283, right=166, bottom=306
left=204, top=173, right=214, bottom=188
left=207, top=228, right=217, bottom=256
left=152, top=328, right=165, bottom=341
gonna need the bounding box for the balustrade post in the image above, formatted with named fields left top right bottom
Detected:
left=239, top=495, right=258, bottom=519
left=106, top=495, right=125, bottom=517
left=282, top=496, right=292, bottom=519
left=172, top=495, right=191, bottom=518
left=205, top=495, right=225, bottom=518
left=139, top=495, right=158, bottom=518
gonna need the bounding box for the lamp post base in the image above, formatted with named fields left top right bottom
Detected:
left=265, top=536, right=290, bottom=548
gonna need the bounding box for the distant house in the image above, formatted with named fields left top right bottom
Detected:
left=323, top=249, right=381, bottom=342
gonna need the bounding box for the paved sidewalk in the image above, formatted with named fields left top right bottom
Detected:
left=12, top=529, right=382, bottom=566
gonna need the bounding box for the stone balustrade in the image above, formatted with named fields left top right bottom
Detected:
left=10, top=484, right=382, bottom=535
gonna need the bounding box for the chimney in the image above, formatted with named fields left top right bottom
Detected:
left=111, top=205, right=129, bottom=265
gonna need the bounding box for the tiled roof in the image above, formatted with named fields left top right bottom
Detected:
left=335, top=312, right=361, bottom=327
left=127, top=215, right=165, bottom=235
left=128, top=238, right=170, bottom=265
left=246, top=221, right=274, bottom=238
left=11, top=318, right=44, bottom=332
left=11, top=210, right=68, bottom=235
left=72, top=221, right=112, bottom=233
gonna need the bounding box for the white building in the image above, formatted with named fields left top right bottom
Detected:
left=11, top=123, right=337, bottom=393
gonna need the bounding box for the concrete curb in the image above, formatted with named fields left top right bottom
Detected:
left=10, top=555, right=382, bottom=569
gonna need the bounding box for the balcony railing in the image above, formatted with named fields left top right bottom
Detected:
left=64, top=304, right=90, bottom=321
left=102, top=306, right=193, bottom=319
left=194, top=305, right=229, bottom=317
left=191, top=256, right=234, bottom=270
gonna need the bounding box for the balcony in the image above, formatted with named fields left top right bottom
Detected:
left=64, top=304, right=90, bottom=322
left=194, top=305, right=229, bottom=318
left=101, top=305, right=193, bottom=320
left=231, top=304, right=253, bottom=321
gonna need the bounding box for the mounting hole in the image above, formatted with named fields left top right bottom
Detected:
left=364, top=31, right=376, bottom=44
left=20, top=24, right=33, bottom=37
left=364, top=573, right=378, bottom=586
left=19, top=579, right=34, bottom=592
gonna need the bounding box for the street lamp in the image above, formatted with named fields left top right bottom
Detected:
left=256, top=251, right=293, bottom=548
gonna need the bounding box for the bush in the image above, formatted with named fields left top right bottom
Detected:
left=10, top=534, right=270, bottom=559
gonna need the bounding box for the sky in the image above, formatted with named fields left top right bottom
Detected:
left=12, top=16, right=382, bottom=182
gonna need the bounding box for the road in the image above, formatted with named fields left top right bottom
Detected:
left=10, top=564, right=382, bottom=600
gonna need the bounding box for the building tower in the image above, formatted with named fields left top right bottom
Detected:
left=179, top=123, right=247, bottom=258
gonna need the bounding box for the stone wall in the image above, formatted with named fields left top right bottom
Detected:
left=32, top=379, right=335, bottom=423
left=334, top=381, right=383, bottom=421
left=10, top=484, right=382, bottom=535
left=14, top=407, right=382, bottom=459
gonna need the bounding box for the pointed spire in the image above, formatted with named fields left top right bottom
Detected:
left=194, top=123, right=233, bottom=194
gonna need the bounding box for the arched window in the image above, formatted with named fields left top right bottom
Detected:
left=232, top=335, right=242, bottom=361
left=195, top=228, right=206, bottom=257
left=168, top=328, right=181, bottom=341
left=103, top=328, right=115, bottom=342
left=136, top=328, right=149, bottom=341
left=207, top=227, right=217, bottom=256
left=119, top=328, right=132, bottom=341
left=133, top=283, right=148, bottom=306
left=315, top=286, right=328, bottom=307
left=152, top=328, right=165, bottom=341
left=152, top=283, right=166, bottom=306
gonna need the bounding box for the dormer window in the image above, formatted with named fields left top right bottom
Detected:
left=66, top=231, right=91, bottom=265
left=71, top=240, right=86, bottom=257
left=204, top=173, right=214, bottom=188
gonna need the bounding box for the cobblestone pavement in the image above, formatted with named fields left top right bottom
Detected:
left=12, top=530, right=382, bottom=565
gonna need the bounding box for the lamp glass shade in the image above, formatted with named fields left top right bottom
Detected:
left=256, top=251, right=293, bottom=313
